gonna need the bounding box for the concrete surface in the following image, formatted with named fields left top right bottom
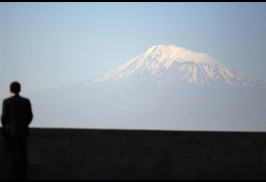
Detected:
left=1, top=128, right=266, bottom=180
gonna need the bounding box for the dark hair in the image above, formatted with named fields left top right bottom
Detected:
left=10, top=81, right=21, bottom=94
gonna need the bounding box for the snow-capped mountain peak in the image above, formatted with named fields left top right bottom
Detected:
left=93, top=45, right=261, bottom=86
left=145, top=45, right=219, bottom=65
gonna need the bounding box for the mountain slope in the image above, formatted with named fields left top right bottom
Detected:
left=93, top=45, right=260, bottom=87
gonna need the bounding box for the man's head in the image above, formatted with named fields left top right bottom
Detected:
left=10, top=81, right=21, bottom=95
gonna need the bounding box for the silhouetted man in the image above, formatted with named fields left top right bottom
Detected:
left=1, top=81, right=33, bottom=180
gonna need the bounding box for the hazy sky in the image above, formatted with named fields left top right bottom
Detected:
left=1, top=2, right=266, bottom=99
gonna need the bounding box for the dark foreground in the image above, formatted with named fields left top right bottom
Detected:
left=1, top=128, right=266, bottom=180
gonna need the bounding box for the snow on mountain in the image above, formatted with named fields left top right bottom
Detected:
left=93, top=45, right=258, bottom=86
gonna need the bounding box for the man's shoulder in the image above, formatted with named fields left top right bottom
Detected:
left=18, top=96, right=31, bottom=104
left=4, top=95, right=30, bottom=104
left=18, top=95, right=30, bottom=101
left=3, top=96, right=14, bottom=103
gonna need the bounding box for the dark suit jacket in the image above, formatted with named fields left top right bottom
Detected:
left=1, top=94, right=33, bottom=136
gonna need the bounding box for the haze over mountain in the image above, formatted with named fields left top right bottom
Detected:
left=30, top=45, right=266, bottom=132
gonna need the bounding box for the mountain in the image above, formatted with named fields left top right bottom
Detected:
left=92, top=45, right=263, bottom=87
left=30, top=45, right=266, bottom=132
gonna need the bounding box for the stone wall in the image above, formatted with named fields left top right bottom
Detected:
left=1, top=128, right=266, bottom=180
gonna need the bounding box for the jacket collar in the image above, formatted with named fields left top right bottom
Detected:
left=12, top=93, right=20, bottom=97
